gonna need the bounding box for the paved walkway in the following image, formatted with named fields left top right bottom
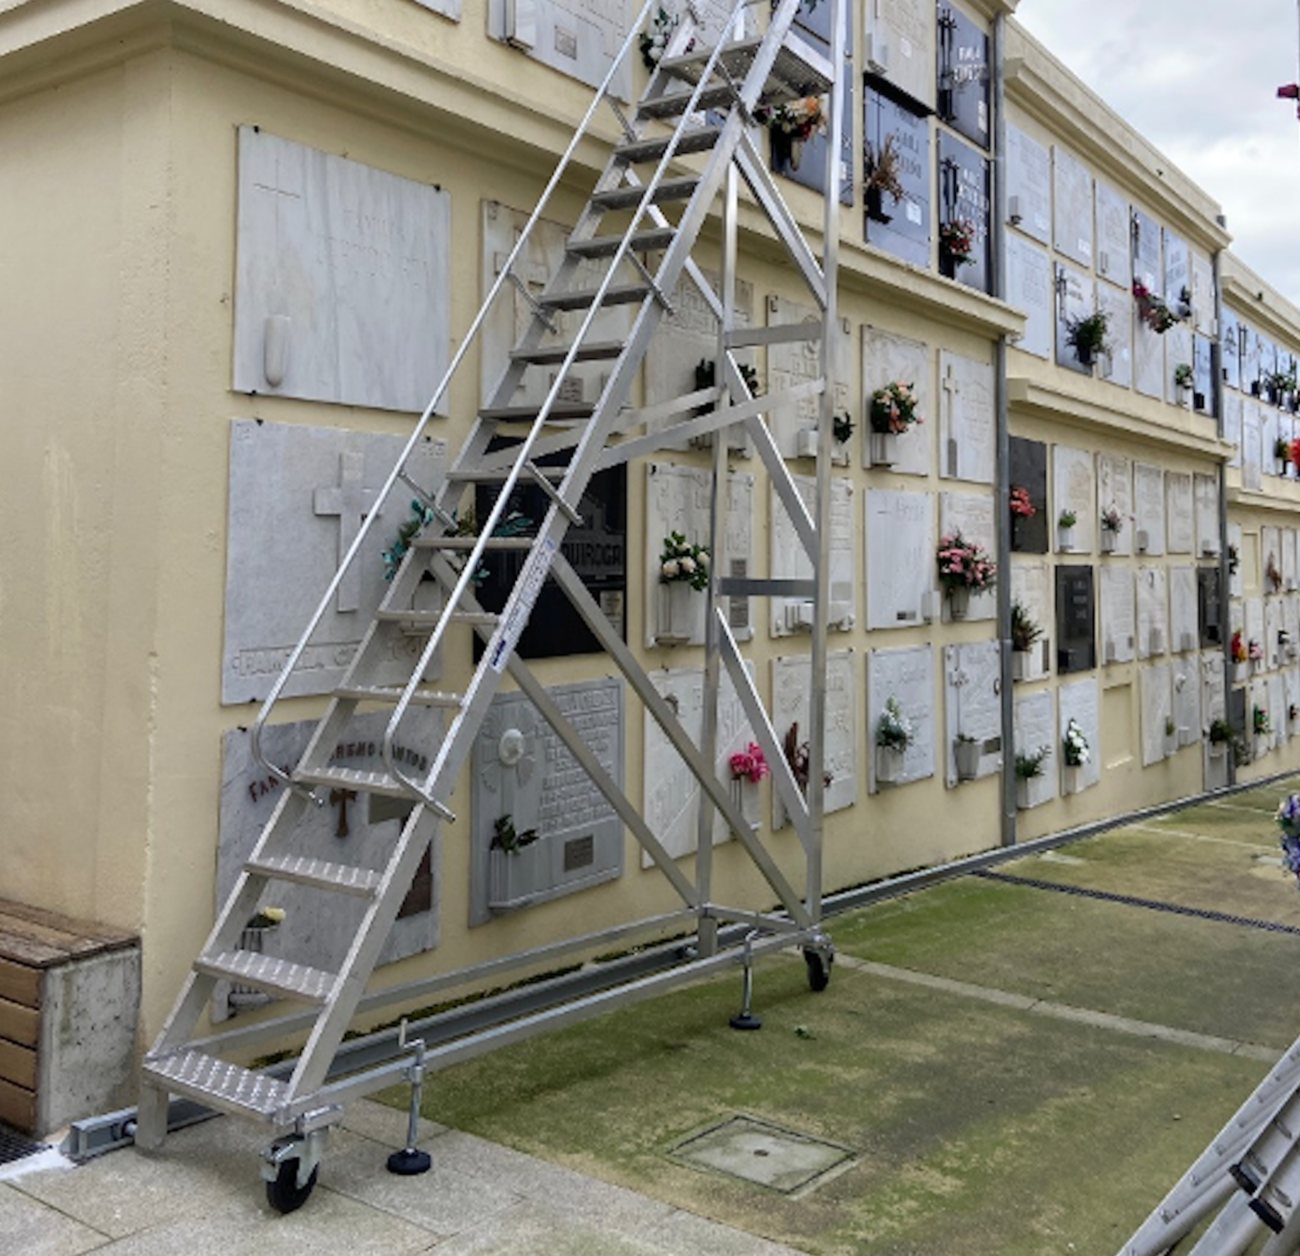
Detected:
left=0, top=1100, right=811, bottom=1255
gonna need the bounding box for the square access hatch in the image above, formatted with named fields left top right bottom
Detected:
left=670, top=1114, right=855, bottom=1195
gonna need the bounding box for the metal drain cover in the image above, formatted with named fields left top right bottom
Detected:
left=671, top=1115, right=854, bottom=1193
left=0, top=1123, right=46, bottom=1168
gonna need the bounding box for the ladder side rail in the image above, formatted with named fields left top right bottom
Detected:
left=742, top=401, right=821, bottom=556
left=251, top=0, right=668, bottom=783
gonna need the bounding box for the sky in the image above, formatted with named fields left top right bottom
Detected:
left=1014, top=0, right=1300, bottom=306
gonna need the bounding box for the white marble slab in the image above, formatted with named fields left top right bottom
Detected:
left=1191, top=249, right=1216, bottom=338
left=767, top=297, right=852, bottom=460
left=867, top=645, right=935, bottom=791
left=1133, top=463, right=1165, bottom=556
left=1263, top=527, right=1282, bottom=596
left=1053, top=445, right=1095, bottom=554
left=1224, top=392, right=1243, bottom=469
left=1133, top=316, right=1165, bottom=401
left=487, top=0, right=632, bottom=97
left=1005, top=235, right=1052, bottom=361
left=1136, top=567, right=1169, bottom=660
left=1243, top=402, right=1263, bottom=492
left=862, top=325, right=931, bottom=476
left=1165, top=471, right=1194, bottom=555
left=943, top=641, right=1003, bottom=787
left=1095, top=180, right=1131, bottom=288
left=1059, top=677, right=1101, bottom=793
left=1172, top=657, right=1201, bottom=747
left=1011, top=560, right=1052, bottom=680
left=1170, top=566, right=1199, bottom=655
left=940, top=492, right=997, bottom=622
left=1096, top=280, right=1133, bottom=389
left=1052, top=145, right=1093, bottom=269
left=866, top=488, right=935, bottom=629
left=1267, top=598, right=1286, bottom=669
left=1015, top=689, right=1057, bottom=809
left=868, top=0, right=936, bottom=108
left=1006, top=124, right=1051, bottom=244
left=770, top=475, right=855, bottom=635
left=1140, top=661, right=1174, bottom=766
left=938, top=350, right=996, bottom=484
left=1097, top=453, right=1133, bottom=557
left=1100, top=566, right=1136, bottom=664
left=773, top=651, right=857, bottom=821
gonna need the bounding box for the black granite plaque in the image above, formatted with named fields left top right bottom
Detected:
left=1220, top=309, right=1241, bottom=391
left=475, top=450, right=626, bottom=658
left=1055, top=565, right=1096, bottom=674
left=938, top=132, right=991, bottom=294
left=936, top=3, right=990, bottom=150
left=1131, top=206, right=1160, bottom=287
left=772, top=55, right=854, bottom=206
left=1228, top=686, right=1247, bottom=739
left=1193, top=334, right=1215, bottom=415
left=1198, top=566, right=1223, bottom=647
left=1009, top=437, right=1048, bottom=554
left=793, top=0, right=832, bottom=49
left=864, top=85, right=931, bottom=268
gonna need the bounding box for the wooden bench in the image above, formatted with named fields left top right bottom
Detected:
left=0, top=898, right=139, bottom=1136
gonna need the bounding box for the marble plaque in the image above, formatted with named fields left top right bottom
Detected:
left=1202, top=651, right=1226, bottom=729
left=645, top=464, right=754, bottom=648
left=938, top=350, right=995, bottom=483
left=1194, top=473, right=1220, bottom=558
left=1170, top=567, right=1199, bottom=654
left=939, top=132, right=992, bottom=294
left=1097, top=453, right=1133, bottom=557
left=1287, top=668, right=1300, bottom=737
left=865, top=88, right=932, bottom=268
left=645, top=268, right=753, bottom=452
left=1242, top=324, right=1262, bottom=394
left=1131, top=206, right=1161, bottom=291
left=1095, top=180, right=1131, bottom=288
left=1009, top=436, right=1049, bottom=554
left=1133, top=307, right=1166, bottom=401
left=1284, top=529, right=1298, bottom=591
left=937, top=4, right=990, bottom=148
left=1172, top=658, right=1201, bottom=747
left=1012, top=561, right=1051, bottom=681
left=1100, top=566, right=1136, bottom=664
left=1163, top=230, right=1190, bottom=320
left=1193, top=334, right=1215, bottom=414
left=1052, top=145, right=1093, bottom=269
left=1247, top=597, right=1266, bottom=661
left=1229, top=521, right=1244, bottom=599
left=862, top=325, right=931, bottom=475
left=1005, top=234, right=1053, bottom=360
left=1165, top=323, right=1193, bottom=407
left=643, top=665, right=754, bottom=862
left=1221, top=311, right=1242, bottom=392
left=1054, top=445, right=1095, bottom=554
left=1242, top=402, right=1263, bottom=492
left=1133, top=463, right=1165, bottom=556
left=1136, top=567, right=1169, bottom=660
left=1096, top=281, right=1134, bottom=389
left=777, top=65, right=855, bottom=207
left=1054, top=262, right=1095, bottom=376
left=866, top=489, right=936, bottom=629
left=774, top=651, right=857, bottom=820
left=767, top=296, right=852, bottom=459
left=943, top=641, right=1002, bottom=787
left=1015, top=690, right=1057, bottom=809
left=482, top=201, right=632, bottom=412
left=867, top=645, right=935, bottom=790
left=770, top=476, right=855, bottom=634
left=1059, top=677, right=1101, bottom=792
left=1224, top=392, right=1243, bottom=468
left=470, top=681, right=623, bottom=922
left=1263, top=408, right=1281, bottom=479
left=1165, top=471, right=1194, bottom=555
left=1263, top=527, right=1282, bottom=594
left=233, top=129, right=451, bottom=413
left=1191, top=250, right=1215, bottom=338
left=940, top=493, right=997, bottom=622
left=1056, top=566, right=1096, bottom=674
left=1006, top=124, right=1050, bottom=244
left=1269, top=674, right=1287, bottom=746
left=1267, top=598, right=1286, bottom=668
left=1140, top=661, right=1174, bottom=766
left=868, top=0, right=936, bottom=109
left=1288, top=595, right=1300, bottom=655
left=223, top=420, right=447, bottom=704
left=1200, top=565, right=1225, bottom=649
left=218, top=710, right=443, bottom=999
left=488, top=0, right=631, bottom=98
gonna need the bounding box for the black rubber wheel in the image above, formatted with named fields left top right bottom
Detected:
left=804, top=947, right=832, bottom=992
left=266, top=1157, right=318, bottom=1214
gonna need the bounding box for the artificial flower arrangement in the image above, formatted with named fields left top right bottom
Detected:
left=491, top=814, right=539, bottom=855
left=753, top=95, right=827, bottom=141
left=1228, top=544, right=1241, bottom=576
left=382, top=499, right=439, bottom=581
left=1014, top=746, right=1051, bottom=780
left=936, top=532, right=997, bottom=592
left=1132, top=281, right=1180, bottom=334
left=833, top=411, right=855, bottom=444
left=1010, top=486, right=1036, bottom=519
left=939, top=218, right=976, bottom=267
left=875, top=696, right=914, bottom=752
left=784, top=721, right=832, bottom=793
left=659, top=532, right=710, bottom=591
left=1290, top=438, right=1300, bottom=474
left=864, top=134, right=906, bottom=215
left=1277, top=436, right=1293, bottom=463
left=1066, top=310, right=1109, bottom=363
left=729, top=742, right=770, bottom=784
left=1174, top=362, right=1194, bottom=390
left=1231, top=630, right=1248, bottom=664
left=639, top=7, right=683, bottom=70
left=1255, top=705, right=1272, bottom=737
left=1062, top=718, right=1090, bottom=767
left=868, top=381, right=922, bottom=433
left=1277, top=795, right=1300, bottom=892
left=1010, top=600, right=1043, bottom=653
left=1249, top=639, right=1265, bottom=663
left=1058, top=508, right=1078, bottom=529
left=1100, top=505, right=1125, bottom=535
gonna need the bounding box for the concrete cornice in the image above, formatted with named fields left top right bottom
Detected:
left=1008, top=376, right=1231, bottom=463
left=1222, top=256, right=1300, bottom=347
left=951, top=0, right=1020, bottom=25
left=1003, top=23, right=1229, bottom=257
left=1226, top=482, right=1300, bottom=515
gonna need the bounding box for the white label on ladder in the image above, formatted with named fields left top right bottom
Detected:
left=489, top=538, right=556, bottom=672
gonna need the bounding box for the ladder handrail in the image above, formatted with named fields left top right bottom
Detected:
left=250, top=0, right=701, bottom=785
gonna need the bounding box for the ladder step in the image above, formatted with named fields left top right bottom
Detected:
left=411, top=534, right=535, bottom=552
left=143, top=1048, right=288, bottom=1119
left=478, top=401, right=594, bottom=421
left=567, top=227, right=676, bottom=259
left=335, top=681, right=465, bottom=708
left=195, top=950, right=336, bottom=1004
left=589, top=176, right=698, bottom=210
left=295, top=765, right=423, bottom=798
left=445, top=466, right=567, bottom=483
left=539, top=283, right=652, bottom=312
left=509, top=340, right=626, bottom=366
left=659, top=35, right=833, bottom=96
left=372, top=607, right=499, bottom=627
left=614, top=126, right=723, bottom=163
left=245, top=854, right=383, bottom=898
left=639, top=84, right=739, bottom=119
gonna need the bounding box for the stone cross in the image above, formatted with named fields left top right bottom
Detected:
left=942, top=364, right=961, bottom=476
left=314, top=451, right=376, bottom=612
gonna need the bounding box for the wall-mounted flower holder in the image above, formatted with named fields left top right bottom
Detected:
left=1201, top=540, right=1219, bottom=558
left=947, top=586, right=971, bottom=621
left=655, top=581, right=698, bottom=646
left=868, top=431, right=898, bottom=467
left=796, top=427, right=820, bottom=459
left=488, top=839, right=549, bottom=912
left=1062, top=764, right=1083, bottom=794
left=728, top=777, right=759, bottom=834
left=954, top=738, right=980, bottom=781
left=1057, top=525, right=1075, bottom=552
left=1011, top=650, right=1032, bottom=682
left=1233, top=662, right=1249, bottom=684
left=1149, top=627, right=1164, bottom=655
left=1101, top=531, right=1117, bottom=554
left=1105, top=639, right=1116, bottom=664
left=1135, top=530, right=1150, bottom=553
left=876, top=745, right=905, bottom=786
left=1208, top=741, right=1226, bottom=760
left=1180, top=631, right=1196, bottom=654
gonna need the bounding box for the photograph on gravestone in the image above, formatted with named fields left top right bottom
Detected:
left=1221, top=310, right=1242, bottom=392
left=232, top=129, right=451, bottom=414
left=1198, top=565, right=1223, bottom=647
left=936, top=4, right=989, bottom=149
left=1006, top=125, right=1050, bottom=245
left=474, top=443, right=625, bottom=659
left=1051, top=146, right=1094, bottom=271
left=469, top=681, right=623, bottom=925
left=937, top=132, right=991, bottom=292
left=1008, top=437, right=1048, bottom=554
left=865, top=0, right=935, bottom=110
left=487, top=0, right=631, bottom=99
left=1055, top=565, right=1096, bottom=674
left=1005, top=235, right=1053, bottom=361
left=864, top=85, right=931, bottom=268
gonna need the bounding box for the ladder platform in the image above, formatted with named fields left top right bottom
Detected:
left=143, top=1048, right=288, bottom=1119
left=294, top=765, right=424, bottom=798
left=195, top=950, right=336, bottom=1004
left=567, top=227, right=676, bottom=259
left=334, top=681, right=464, bottom=708
left=614, top=126, right=722, bottom=164
left=508, top=341, right=625, bottom=365
left=478, top=401, right=594, bottom=421
left=538, top=283, right=652, bottom=312
left=244, top=854, right=383, bottom=898
left=589, top=176, right=698, bottom=210
left=639, top=84, right=740, bottom=120
left=659, top=34, right=834, bottom=97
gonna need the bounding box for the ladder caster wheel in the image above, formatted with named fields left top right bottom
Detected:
left=265, top=1157, right=318, bottom=1214
left=804, top=947, right=832, bottom=992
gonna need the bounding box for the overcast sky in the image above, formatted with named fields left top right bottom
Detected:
left=1014, top=0, right=1300, bottom=306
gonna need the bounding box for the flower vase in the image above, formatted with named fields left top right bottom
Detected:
left=655, top=580, right=696, bottom=646
left=729, top=777, right=758, bottom=833
left=1016, top=779, right=1033, bottom=810
left=1062, top=764, right=1081, bottom=795
left=789, top=138, right=803, bottom=170
left=939, top=246, right=958, bottom=281
left=1101, top=530, right=1117, bottom=554
left=869, top=430, right=897, bottom=467
left=1011, top=650, right=1032, bottom=681
left=876, top=745, right=905, bottom=786
left=866, top=185, right=892, bottom=224
left=1208, top=741, right=1226, bottom=761
left=488, top=840, right=548, bottom=910
left=954, top=739, right=980, bottom=781
left=1057, top=525, right=1075, bottom=553
left=947, top=586, right=971, bottom=621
